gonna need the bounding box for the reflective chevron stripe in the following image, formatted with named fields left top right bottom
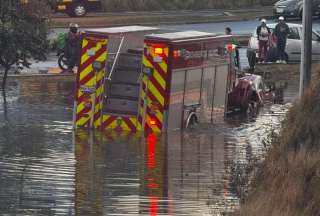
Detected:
left=140, top=44, right=169, bottom=134
left=75, top=36, right=108, bottom=129
left=101, top=115, right=137, bottom=132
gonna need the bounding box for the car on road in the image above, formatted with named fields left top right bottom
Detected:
left=49, top=0, right=102, bottom=17
left=248, top=23, right=320, bottom=62
left=274, top=0, right=320, bottom=19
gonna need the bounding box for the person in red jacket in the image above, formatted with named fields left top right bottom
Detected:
left=256, top=19, right=271, bottom=63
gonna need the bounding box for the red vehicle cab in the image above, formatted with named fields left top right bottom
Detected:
left=228, top=74, right=274, bottom=113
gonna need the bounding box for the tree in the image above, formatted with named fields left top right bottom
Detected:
left=0, top=0, right=50, bottom=88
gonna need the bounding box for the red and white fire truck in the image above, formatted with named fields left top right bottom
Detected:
left=73, top=26, right=248, bottom=134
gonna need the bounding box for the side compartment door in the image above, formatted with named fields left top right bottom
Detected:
left=211, top=65, right=229, bottom=123
left=167, top=70, right=186, bottom=130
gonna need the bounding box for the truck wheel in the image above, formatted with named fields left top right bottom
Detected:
left=72, top=3, right=87, bottom=17
left=299, top=9, right=303, bottom=20
left=186, top=114, right=198, bottom=129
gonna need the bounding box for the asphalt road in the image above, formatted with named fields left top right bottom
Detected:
left=40, top=18, right=320, bottom=74
left=161, top=18, right=320, bottom=34
left=50, top=18, right=320, bottom=40
left=51, top=7, right=269, bottom=18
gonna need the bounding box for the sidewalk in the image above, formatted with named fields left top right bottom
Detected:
left=1, top=53, right=71, bottom=78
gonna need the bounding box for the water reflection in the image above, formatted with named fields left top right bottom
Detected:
left=73, top=129, right=261, bottom=215
left=0, top=78, right=291, bottom=215
left=0, top=78, right=75, bottom=216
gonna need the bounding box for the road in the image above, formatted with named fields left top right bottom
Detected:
left=39, top=19, right=320, bottom=74
left=52, top=7, right=270, bottom=18
left=162, top=18, right=320, bottom=34
left=50, top=18, right=320, bottom=38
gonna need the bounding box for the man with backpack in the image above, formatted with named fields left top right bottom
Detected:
left=64, top=23, right=81, bottom=72
left=274, top=16, right=289, bottom=63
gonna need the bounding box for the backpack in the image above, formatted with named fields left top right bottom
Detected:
left=57, top=33, right=67, bottom=50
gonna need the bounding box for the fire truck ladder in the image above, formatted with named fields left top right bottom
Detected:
left=103, top=36, right=143, bottom=118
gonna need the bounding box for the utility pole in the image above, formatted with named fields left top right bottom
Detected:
left=299, top=0, right=313, bottom=98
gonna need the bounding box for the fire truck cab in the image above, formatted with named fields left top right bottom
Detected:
left=73, top=26, right=239, bottom=134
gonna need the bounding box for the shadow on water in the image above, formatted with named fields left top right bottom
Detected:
left=0, top=78, right=293, bottom=215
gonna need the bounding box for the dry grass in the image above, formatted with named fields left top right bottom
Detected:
left=235, top=72, right=320, bottom=216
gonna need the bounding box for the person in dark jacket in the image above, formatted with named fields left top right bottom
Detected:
left=274, top=16, right=290, bottom=63
left=256, top=19, right=271, bottom=62
left=225, top=27, right=232, bottom=35
left=64, top=23, right=81, bottom=72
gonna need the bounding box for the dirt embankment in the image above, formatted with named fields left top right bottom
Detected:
left=235, top=65, right=320, bottom=216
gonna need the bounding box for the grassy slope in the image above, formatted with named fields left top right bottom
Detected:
left=236, top=70, right=320, bottom=216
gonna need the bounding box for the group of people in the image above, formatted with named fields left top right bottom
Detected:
left=256, top=16, right=290, bottom=63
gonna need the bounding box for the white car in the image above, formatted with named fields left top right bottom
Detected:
left=248, top=23, right=320, bottom=62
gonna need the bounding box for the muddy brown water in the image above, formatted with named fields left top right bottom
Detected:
left=0, top=74, right=297, bottom=216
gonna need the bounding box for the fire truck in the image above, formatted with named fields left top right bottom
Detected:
left=73, top=26, right=248, bottom=134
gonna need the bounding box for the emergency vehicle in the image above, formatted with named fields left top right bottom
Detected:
left=73, top=26, right=248, bottom=134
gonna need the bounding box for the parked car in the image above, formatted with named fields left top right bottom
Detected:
left=48, top=0, right=102, bottom=17
left=248, top=23, right=320, bottom=62
left=228, top=74, right=274, bottom=113
left=274, top=0, right=320, bottom=18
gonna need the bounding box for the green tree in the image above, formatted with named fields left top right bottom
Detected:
left=0, top=0, right=50, bottom=88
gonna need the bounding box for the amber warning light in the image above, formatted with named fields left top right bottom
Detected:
left=154, top=47, right=164, bottom=55
left=149, top=119, right=157, bottom=126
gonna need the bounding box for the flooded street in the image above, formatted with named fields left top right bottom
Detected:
left=0, top=77, right=296, bottom=215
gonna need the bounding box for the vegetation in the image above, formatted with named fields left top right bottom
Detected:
left=100, top=0, right=277, bottom=11
left=236, top=72, right=320, bottom=216
left=0, top=0, right=50, bottom=88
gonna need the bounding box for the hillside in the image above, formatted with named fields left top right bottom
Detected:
left=235, top=70, right=320, bottom=216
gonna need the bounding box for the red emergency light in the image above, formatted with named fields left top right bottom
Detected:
left=149, top=119, right=157, bottom=126
left=173, top=50, right=181, bottom=58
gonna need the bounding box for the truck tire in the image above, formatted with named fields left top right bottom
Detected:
left=186, top=113, right=198, bottom=129
left=71, top=3, right=87, bottom=17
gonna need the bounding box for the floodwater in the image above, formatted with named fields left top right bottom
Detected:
left=0, top=77, right=296, bottom=216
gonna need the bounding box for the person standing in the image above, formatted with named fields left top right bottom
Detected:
left=225, top=27, right=232, bottom=35
left=64, top=23, right=81, bottom=73
left=274, top=16, right=290, bottom=63
left=256, top=19, right=270, bottom=63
